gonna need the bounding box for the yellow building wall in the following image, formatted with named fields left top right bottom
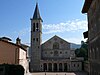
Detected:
left=0, top=41, right=18, bottom=64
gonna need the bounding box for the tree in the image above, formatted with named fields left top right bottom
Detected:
left=75, top=41, right=88, bottom=61
left=0, top=64, right=24, bottom=75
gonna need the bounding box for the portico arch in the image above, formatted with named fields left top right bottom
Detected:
left=64, top=63, right=67, bottom=71
left=54, top=63, right=57, bottom=71
left=59, top=63, right=62, bottom=71
left=43, top=63, right=47, bottom=71
left=48, top=63, right=52, bottom=71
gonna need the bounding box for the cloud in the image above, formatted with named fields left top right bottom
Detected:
left=43, top=19, right=88, bottom=34
left=12, top=19, right=87, bottom=44
left=14, top=19, right=87, bottom=36
left=65, top=38, right=82, bottom=44
left=13, top=27, right=30, bottom=37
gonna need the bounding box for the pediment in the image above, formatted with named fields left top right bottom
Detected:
left=41, top=35, right=70, bottom=50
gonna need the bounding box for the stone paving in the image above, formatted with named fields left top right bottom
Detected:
left=31, top=72, right=88, bottom=75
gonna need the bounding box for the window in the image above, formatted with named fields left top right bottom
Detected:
left=36, top=23, right=39, bottom=28
left=36, top=38, right=38, bottom=42
left=41, top=65, right=42, bottom=67
left=74, top=64, right=75, bottom=67
left=45, top=52, right=47, bottom=54
left=65, top=52, right=67, bottom=54
left=36, top=23, right=39, bottom=31
left=33, top=38, right=35, bottom=42
left=50, top=52, right=53, bottom=54
left=60, top=51, right=62, bottom=54
left=77, top=64, right=79, bottom=67
left=33, top=23, right=35, bottom=32
left=54, top=51, right=58, bottom=56
left=53, top=42, right=59, bottom=49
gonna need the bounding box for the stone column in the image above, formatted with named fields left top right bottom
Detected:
left=42, top=64, right=43, bottom=71
left=47, top=63, right=48, bottom=71
left=68, top=61, right=71, bottom=71
left=62, top=63, right=64, bottom=71
left=57, top=63, right=59, bottom=71
left=52, top=63, right=54, bottom=72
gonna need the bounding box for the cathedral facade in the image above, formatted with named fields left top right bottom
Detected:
left=30, top=3, right=83, bottom=72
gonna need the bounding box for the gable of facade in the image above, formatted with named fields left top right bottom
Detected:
left=42, top=35, right=70, bottom=50
left=41, top=35, right=72, bottom=60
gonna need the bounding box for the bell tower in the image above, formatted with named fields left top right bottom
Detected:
left=30, top=3, right=43, bottom=72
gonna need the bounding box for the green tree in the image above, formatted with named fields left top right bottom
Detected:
left=75, top=41, right=88, bottom=61
left=0, top=64, right=24, bottom=75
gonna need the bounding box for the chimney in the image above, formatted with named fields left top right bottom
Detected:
left=16, top=37, right=21, bottom=45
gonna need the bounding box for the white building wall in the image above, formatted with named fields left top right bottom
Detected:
left=19, top=48, right=29, bottom=75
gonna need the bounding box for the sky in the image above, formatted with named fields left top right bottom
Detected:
left=0, top=0, right=87, bottom=45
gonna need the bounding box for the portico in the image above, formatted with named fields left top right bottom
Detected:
left=40, top=59, right=83, bottom=72
left=40, top=60, right=69, bottom=72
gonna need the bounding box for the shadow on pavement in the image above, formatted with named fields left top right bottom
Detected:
left=74, top=71, right=88, bottom=75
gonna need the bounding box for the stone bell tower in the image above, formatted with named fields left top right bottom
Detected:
left=30, top=3, right=43, bottom=72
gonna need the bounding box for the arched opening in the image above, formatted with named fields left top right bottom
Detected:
left=54, top=63, right=57, bottom=72
left=36, top=23, right=39, bottom=31
left=53, top=42, right=59, bottom=49
left=33, top=23, right=35, bottom=32
left=48, top=63, right=52, bottom=71
left=59, top=63, right=62, bottom=71
left=43, top=63, right=47, bottom=71
left=64, top=63, right=67, bottom=72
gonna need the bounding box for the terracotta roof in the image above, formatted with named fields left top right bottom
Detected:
left=32, top=3, right=43, bottom=22
left=0, top=39, right=27, bottom=51
left=0, top=37, right=12, bottom=41
left=82, top=0, right=93, bottom=13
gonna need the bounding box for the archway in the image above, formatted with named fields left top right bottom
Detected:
left=54, top=63, right=57, bottom=72
left=48, top=63, right=52, bottom=71
left=43, top=63, right=47, bottom=71
left=59, top=63, right=62, bottom=71
left=64, top=63, right=67, bottom=71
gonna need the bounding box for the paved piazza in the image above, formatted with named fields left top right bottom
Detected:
left=31, top=72, right=88, bottom=75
